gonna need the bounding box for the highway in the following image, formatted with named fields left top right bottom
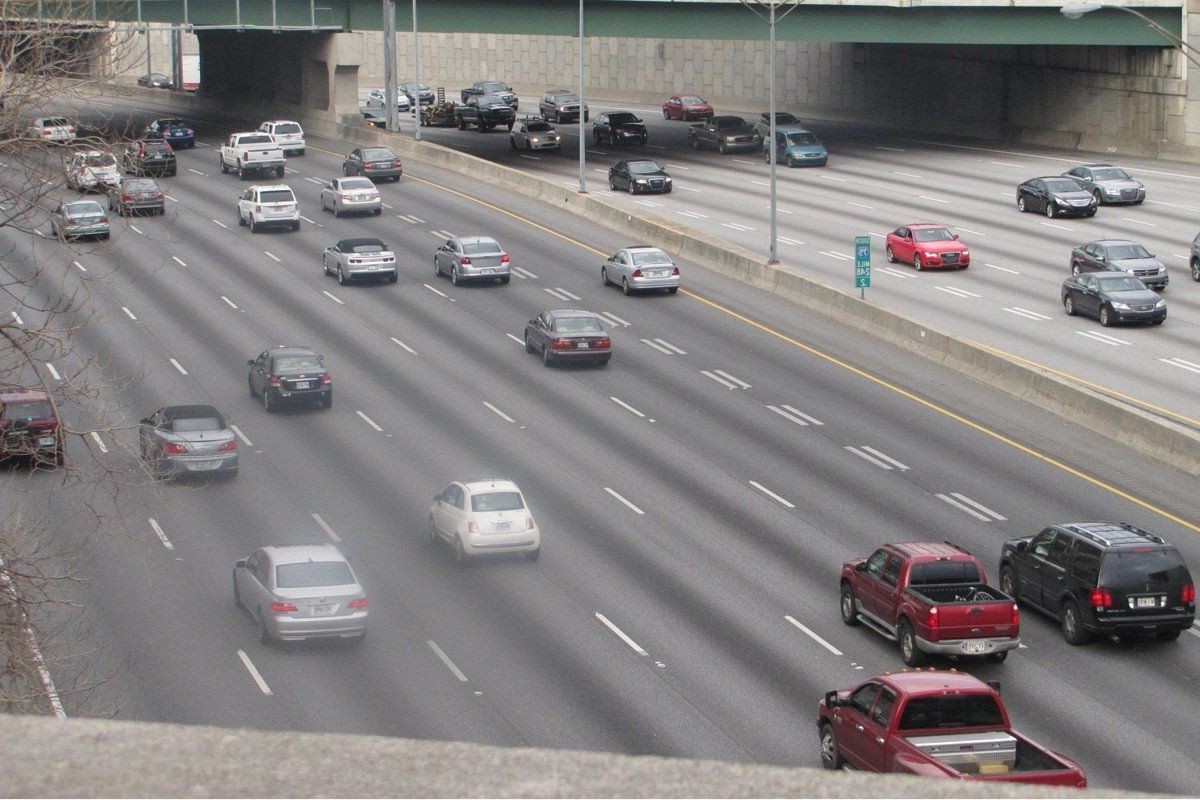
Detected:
left=6, top=93, right=1200, bottom=793
left=395, top=97, right=1200, bottom=430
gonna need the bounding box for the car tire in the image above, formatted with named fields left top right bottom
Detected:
left=622, top=277, right=632, bottom=296
left=1093, top=189, right=1103, bottom=205
left=988, top=651, right=1008, bottom=663
left=1191, top=259, right=1200, bottom=282
left=542, top=346, right=554, bottom=367
left=690, top=137, right=700, bottom=150
left=1016, top=197, right=1026, bottom=213
left=667, top=287, right=678, bottom=294
left=764, top=149, right=771, bottom=165
left=718, top=141, right=728, bottom=155
left=292, top=221, right=300, bottom=232
left=899, top=619, right=924, bottom=667
left=451, top=266, right=461, bottom=286
left=610, top=179, right=618, bottom=191
left=257, top=609, right=272, bottom=645
left=662, top=109, right=669, bottom=119
left=1061, top=601, right=1091, bottom=645
left=999, top=565, right=1017, bottom=600
left=839, top=584, right=860, bottom=626
left=787, top=155, right=797, bottom=168
left=453, top=536, right=467, bottom=564
left=248, top=376, right=257, bottom=398
left=388, top=273, right=398, bottom=284
left=819, top=723, right=843, bottom=771
left=1063, top=295, right=1076, bottom=316
left=1071, top=262, right=1082, bottom=276
left=885, top=245, right=896, bottom=263
left=1099, top=304, right=1114, bottom=327
left=262, top=387, right=274, bottom=413
left=499, top=275, right=510, bottom=285
left=249, top=217, right=258, bottom=233
left=525, top=548, right=540, bottom=562
left=338, top=266, right=349, bottom=286
left=1156, top=629, right=1182, bottom=642
left=323, top=256, right=331, bottom=276
left=510, top=136, right=516, bottom=150
left=601, top=267, right=610, bottom=286
left=597, top=358, right=610, bottom=367
left=220, top=159, right=228, bottom=174
left=434, top=257, right=443, bottom=277
left=321, top=393, right=332, bottom=410
left=429, top=516, right=439, bottom=545
left=913, top=253, right=923, bottom=271
left=276, top=167, right=285, bottom=178
left=525, top=333, right=535, bottom=354
left=1045, top=201, right=1056, bottom=218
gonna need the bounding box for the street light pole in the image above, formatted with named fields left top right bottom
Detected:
left=382, top=0, right=398, bottom=132
left=578, top=0, right=586, bottom=193
left=768, top=1, right=777, bottom=264
left=1061, top=3, right=1200, bottom=72
left=413, top=0, right=421, bottom=139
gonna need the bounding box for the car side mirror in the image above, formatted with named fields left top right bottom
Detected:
left=1014, top=541, right=1028, bottom=553
left=825, top=691, right=841, bottom=709
left=986, top=680, right=1001, bottom=694
left=952, top=233, right=959, bottom=240
left=139, top=417, right=151, bottom=425
left=235, top=559, right=247, bottom=569
left=1095, top=255, right=1105, bottom=262
left=854, top=561, right=868, bottom=572
left=246, top=359, right=255, bottom=366
left=318, top=355, right=325, bottom=362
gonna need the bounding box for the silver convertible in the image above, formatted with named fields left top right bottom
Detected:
left=323, top=237, right=397, bottom=285
left=138, top=404, right=238, bottom=478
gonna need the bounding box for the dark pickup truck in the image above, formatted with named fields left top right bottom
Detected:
left=460, top=80, right=518, bottom=109
left=818, top=670, right=1086, bottom=787
left=840, top=541, right=1019, bottom=666
left=454, top=96, right=517, bottom=132
left=687, top=115, right=762, bottom=154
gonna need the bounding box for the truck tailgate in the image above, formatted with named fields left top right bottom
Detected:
left=935, top=599, right=1015, bottom=641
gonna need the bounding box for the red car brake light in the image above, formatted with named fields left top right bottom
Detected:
left=1011, top=603, right=1019, bottom=626
left=268, top=602, right=297, bottom=614
left=348, top=598, right=368, bottom=609
left=631, top=268, right=643, bottom=278
left=551, top=338, right=575, bottom=350
left=596, top=338, right=612, bottom=349
left=459, top=256, right=471, bottom=265
left=1090, top=587, right=1113, bottom=608
left=217, top=440, right=237, bottom=453
left=1182, top=583, right=1195, bottom=604
left=162, top=442, right=188, bottom=454
left=319, top=374, right=331, bottom=385
left=500, top=254, right=510, bottom=263
left=672, top=266, right=680, bottom=275
left=467, top=520, right=479, bottom=533
left=269, top=376, right=284, bottom=388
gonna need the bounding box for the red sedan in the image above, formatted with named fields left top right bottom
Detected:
left=885, top=223, right=970, bottom=270
left=662, top=95, right=714, bottom=121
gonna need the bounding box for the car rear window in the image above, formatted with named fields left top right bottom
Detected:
left=172, top=417, right=222, bottom=432
left=630, top=249, right=670, bottom=266
left=2, top=401, right=55, bottom=422
left=125, top=179, right=157, bottom=191
left=462, top=241, right=501, bottom=255
left=362, top=148, right=395, bottom=160
left=898, top=695, right=1004, bottom=730
left=471, top=491, right=524, bottom=512
left=258, top=190, right=295, bottom=204
left=553, top=316, right=603, bottom=333
left=341, top=178, right=375, bottom=190
left=65, top=201, right=104, bottom=216
left=143, top=141, right=172, bottom=154
left=274, top=123, right=302, bottom=134
left=909, top=561, right=981, bottom=585
left=84, top=153, right=116, bottom=167
left=158, top=119, right=184, bottom=127
left=238, top=134, right=273, bottom=145
left=1100, top=548, right=1190, bottom=586
left=45, top=117, right=69, bottom=127
left=351, top=243, right=386, bottom=254
left=275, top=355, right=321, bottom=371
left=275, top=561, right=354, bottom=588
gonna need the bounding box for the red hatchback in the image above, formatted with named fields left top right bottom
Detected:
left=0, top=389, right=63, bottom=466
left=662, top=95, right=714, bottom=121
left=885, top=223, right=970, bottom=270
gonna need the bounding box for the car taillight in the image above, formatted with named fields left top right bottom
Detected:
left=269, top=602, right=297, bottom=614
left=162, top=442, right=188, bottom=454
left=269, top=376, right=284, bottom=388
left=319, top=374, right=331, bottom=385
left=596, top=338, right=612, bottom=349
left=1011, top=604, right=1019, bottom=625
left=500, top=254, right=510, bottom=263
left=1090, top=588, right=1113, bottom=608
left=217, top=440, right=237, bottom=453
left=525, top=516, right=535, bottom=530
left=467, top=521, right=479, bottom=533
left=122, top=194, right=133, bottom=202
left=927, top=607, right=939, bottom=629
left=99, top=216, right=109, bottom=223
left=631, top=268, right=643, bottom=278
left=459, top=256, right=471, bottom=265
left=154, top=193, right=164, bottom=200
left=41, top=128, right=52, bottom=135
left=1182, top=584, right=1195, bottom=604
left=672, top=266, right=680, bottom=275
left=552, top=338, right=575, bottom=350
left=348, top=598, right=368, bottom=609
left=339, top=194, right=352, bottom=200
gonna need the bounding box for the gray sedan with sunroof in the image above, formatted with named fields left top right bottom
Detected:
left=433, top=236, right=511, bottom=285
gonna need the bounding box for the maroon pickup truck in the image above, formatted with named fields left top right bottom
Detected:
left=818, top=670, right=1087, bottom=787
left=840, top=542, right=1019, bottom=666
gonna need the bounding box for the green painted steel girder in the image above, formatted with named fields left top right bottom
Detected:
left=55, top=0, right=1184, bottom=46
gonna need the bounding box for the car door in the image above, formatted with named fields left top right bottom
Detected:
left=432, top=485, right=454, bottom=538
left=854, top=549, right=892, bottom=621
left=345, top=149, right=362, bottom=174
left=439, top=485, right=465, bottom=539
left=874, top=555, right=904, bottom=628
left=1039, top=531, right=1073, bottom=611
left=1078, top=274, right=1102, bottom=316
left=249, top=351, right=268, bottom=394
left=610, top=250, right=630, bottom=283
left=321, top=180, right=335, bottom=209
left=860, top=686, right=897, bottom=772
left=836, top=681, right=881, bottom=770
left=893, top=228, right=913, bottom=262
left=1022, top=528, right=1060, bottom=608
left=528, top=314, right=550, bottom=349
left=139, top=409, right=163, bottom=457
left=238, top=550, right=267, bottom=610
left=1031, top=179, right=1051, bottom=211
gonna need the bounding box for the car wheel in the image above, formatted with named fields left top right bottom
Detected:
left=292, top=221, right=300, bottom=232
left=542, top=346, right=554, bottom=367
left=450, top=266, right=461, bottom=286
left=434, top=256, right=443, bottom=277
left=1099, top=304, right=1114, bottom=327
left=691, top=137, right=700, bottom=150
left=338, top=266, right=349, bottom=286
left=276, top=167, right=285, bottom=178
left=321, top=393, right=332, bottom=410
left=898, top=619, right=924, bottom=666
left=453, top=535, right=467, bottom=564
left=988, top=651, right=1008, bottom=663
left=787, top=155, right=796, bottom=168
left=764, top=149, right=771, bottom=164
left=1071, top=262, right=1082, bottom=276
left=388, top=273, right=398, bottom=283
left=248, top=376, right=257, bottom=398
left=262, top=387, right=274, bottom=413
left=220, top=159, right=228, bottom=174
left=524, top=333, right=535, bottom=354
left=718, top=141, right=728, bottom=155
left=1016, top=197, right=1026, bottom=213
left=257, top=609, right=272, bottom=644
left=601, top=266, right=610, bottom=286
left=1191, top=258, right=1200, bottom=282
left=839, top=585, right=860, bottom=626
left=525, top=548, right=540, bottom=562
left=1063, top=295, right=1076, bottom=316
left=1045, top=201, right=1056, bottom=218
left=249, top=217, right=258, bottom=233
left=499, top=275, right=510, bottom=285
left=913, top=252, right=923, bottom=271
left=819, top=723, right=843, bottom=771
left=609, top=179, right=618, bottom=191
left=999, top=565, right=1017, bottom=600
left=1093, top=189, right=1102, bottom=205
left=667, top=287, right=678, bottom=294
left=622, top=277, right=632, bottom=296
left=1157, top=629, right=1182, bottom=642
left=323, top=256, right=331, bottom=276
left=510, top=136, right=517, bottom=150
left=662, top=109, right=669, bottom=119
left=885, top=245, right=896, bottom=263
left=1061, top=601, right=1091, bottom=645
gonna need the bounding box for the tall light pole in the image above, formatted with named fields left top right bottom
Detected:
left=738, top=1, right=805, bottom=264
left=578, top=0, right=586, bottom=193
left=413, top=0, right=421, bottom=139
left=382, top=0, right=398, bottom=132
left=1061, top=3, right=1200, bottom=71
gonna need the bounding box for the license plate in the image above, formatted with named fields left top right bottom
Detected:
left=309, top=604, right=335, bottom=616
left=482, top=268, right=494, bottom=274
left=1136, top=596, right=1158, bottom=608
left=38, top=437, right=55, bottom=446
left=963, top=641, right=986, bottom=655
left=368, top=265, right=377, bottom=270
left=294, top=381, right=311, bottom=389
left=191, top=460, right=220, bottom=471
left=575, top=342, right=589, bottom=349
left=493, top=521, right=512, bottom=531
left=651, top=270, right=668, bottom=278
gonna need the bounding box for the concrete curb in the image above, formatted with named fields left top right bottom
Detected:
left=111, top=84, right=1200, bottom=478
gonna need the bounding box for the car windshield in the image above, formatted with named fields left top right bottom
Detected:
left=775, top=113, right=800, bottom=123
left=627, top=161, right=662, bottom=175
left=480, top=97, right=509, bottom=107
left=1105, top=243, right=1151, bottom=260
left=362, top=148, right=395, bottom=160
left=258, top=190, right=294, bottom=204
left=1046, top=178, right=1083, bottom=193
left=401, top=83, right=428, bottom=91
left=898, top=695, right=1005, bottom=730
left=84, top=153, right=116, bottom=167
left=341, top=178, right=374, bottom=190
left=1096, top=275, right=1147, bottom=292
left=608, top=113, right=640, bottom=125
left=554, top=94, right=580, bottom=103
left=125, top=179, right=157, bottom=191
left=1, top=400, right=54, bottom=422
left=526, top=122, right=552, bottom=132
left=471, top=491, right=525, bottom=512
left=909, top=561, right=981, bottom=585
left=275, top=355, right=321, bottom=371
left=1091, top=167, right=1131, bottom=181
left=65, top=201, right=103, bottom=217
left=172, top=417, right=222, bottom=432
left=913, top=227, right=954, bottom=242
left=275, top=561, right=354, bottom=588
left=784, top=132, right=819, bottom=146
left=351, top=243, right=386, bottom=254
left=680, top=96, right=704, bottom=104
left=630, top=249, right=670, bottom=266
left=462, top=241, right=501, bottom=255
left=1100, top=548, right=1190, bottom=585
left=553, top=316, right=603, bottom=333
left=274, top=123, right=301, bottom=134
left=715, top=117, right=750, bottom=130
left=480, top=82, right=507, bottom=92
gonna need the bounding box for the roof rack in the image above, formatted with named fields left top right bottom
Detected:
left=1065, top=522, right=1163, bottom=548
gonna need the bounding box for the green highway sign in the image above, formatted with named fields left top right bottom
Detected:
left=854, top=235, right=871, bottom=291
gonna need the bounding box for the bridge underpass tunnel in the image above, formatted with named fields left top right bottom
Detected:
left=196, top=30, right=363, bottom=121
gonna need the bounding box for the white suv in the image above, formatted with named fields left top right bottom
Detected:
left=258, top=120, right=305, bottom=156
left=237, top=184, right=300, bottom=233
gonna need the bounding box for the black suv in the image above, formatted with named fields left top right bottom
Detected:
left=1000, top=523, right=1194, bottom=645
left=593, top=112, right=647, bottom=147
left=247, top=347, right=332, bottom=412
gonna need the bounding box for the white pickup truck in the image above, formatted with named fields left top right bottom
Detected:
left=219, top=132, right=286, bottom=180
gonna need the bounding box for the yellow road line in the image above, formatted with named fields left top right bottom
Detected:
left=312, top=143, right=1200, bottom=534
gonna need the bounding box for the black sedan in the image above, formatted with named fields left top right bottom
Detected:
left=593, top=112, right=647, bottom=147
left=1016, top=176, right=1097, bottom=218
left=1070, top=239, right=1167, bottom=291
left=524, top=310, right=611, bottom=367
left=342, top=147, right=403, bottom=181
left=1064, top=164, right=1145, bottom=205
left=609, top=160, right=672, bottom=194
left=138, top=72, right=174, bottom=89
left=247, top=347, right=332, bottom=412
left=1062, top=272, right=1165, bottom=327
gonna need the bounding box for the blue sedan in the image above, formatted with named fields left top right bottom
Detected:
left=144, top=117, right=195, bottom=149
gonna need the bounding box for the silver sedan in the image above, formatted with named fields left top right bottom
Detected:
left=320, top=177, right=382, bottom=217
left=601, top=246, right=681, bottom=295
left=138, top=404, right=238, bottom=478
left=433, top=236, right=511, bottom=285
left=234, top=544, right=367, bottom=644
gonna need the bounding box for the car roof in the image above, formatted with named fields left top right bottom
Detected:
left=0, top=388, right=52, bottom=403
left=546, top=309, right=600, bottom=319
left=336, top=237, right=388, bottom=249
left=264, top=119, right=299, bottom=125
left=1080, top=163, right=1117, bottom=168
left=461, top=479, right=521, bottom=494
left=1089, top=239, right=1139, bottom=247
left=266, top=346, right=317, bottom=356
left=455, top=235, right=500, bottom=246
left=160, top=404, right=223, bottom=422
left=775, top=126, right=814, bottom=134
left=263, top=544, right=346, bottom=565
left=249, top=184, right=293, bottom=192
left=877, top=668, right=992, bottom=696
left=886, top=541, right=973, bottom=561
left=1053, top=522, right=1166, bottom=548
left=905, top=223, right=947, bottom=229
left=626, top=245, right=668, bottom=253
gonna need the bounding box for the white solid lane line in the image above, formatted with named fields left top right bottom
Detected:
left=1121, top=217, right=1158, bottom=227
left=221, top=296, right=239, bottom=309
left=610, top=396, right=646, bottom=418
left=187, top=168, right=205, bottom=176
left=1040, top=221, right=1075, bottom=232
left=785, top=615, right=843, bottom=656
left=604, top=487, right=645, bottom=515
left=955, top=226, right=986, bottom=237
left=128, top=224, right=144, bottom=235
left=89, top=431, right=108, bottom=453
left=892, top=171, right=922, bottom=179
left=1076, top=330, right=1132, bottom=346
left=211, top=219, right=228, bottom=228
left=845, top=446, right=909, bottom=471
left=594, top=612, right=648, bottom=656
left=229, top=424, right=253, bottom=447
left=427, top=640, right=469, bottom=682
left=846, top=201, right=875, bottom=210
left=172, top=256, right=187, bottom=267
left=321, top=291, right=345, bottom=305
left=0, top=556, right=65, bottom=718
left=43, top=363, right=61, bottom=380
left=505, top=333, right=524, bottom=346
left=236, top=650, right=273, bottom=695
left=311, top=512, right=341, bottom=542
left=264, top=251, right=281, bottom=262
left=917, top=194, right=949, bottom=204
left=483, top=401, right=515, bottom=423
left=148, top=518, right=174, bottom=550
left=820, top=251, right=852, bottom=261
left=72, top=260, right=86, bottom=273
left=875, top=145, right=905, bottom=152
left=122, top=307, right=138, bottom=321
left=749, top=480, right=795, bottom=508
left=169, top=358, right=188, bottom=375
left=390, top=336, right=418, bottom=354
left=356, top=411, right=383, bottom=432
left=1003, top=307, right=1052, bottom=321
left=423, top=283, right=448, bottom=298
left=985, top=263, right=1020, bottom=275
left=1159, top=357, right=1200, bottom=375
left=299, top=215, right=316, bottom=224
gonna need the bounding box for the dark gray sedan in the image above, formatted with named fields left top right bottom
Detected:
left=342, top=147, right=403, bottom=181
left=1016, top=177, right=1097, bottom=218
left=1070, top=239, right=1167, bottom=290
left=138, top=404, right=238, bottom=478
left=1062, top=272, right=1165, bottom=327
left=524, top=310, right=612, bottom=367
left=107, top=178, right=164, bottom=216
left=1064, top=164, right=1145, bottom=205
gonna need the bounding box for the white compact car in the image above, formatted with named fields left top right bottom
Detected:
left=365, top=88, right=412, bottom=111
left=237, top=184, right=300, bottom=232
left=29, top=116, right=76, bottom=144
left=429, top=479, right=540, bottom=562
left=258, top=120, right=305, bottom=156
left=65, top=150, right=122, bottom=192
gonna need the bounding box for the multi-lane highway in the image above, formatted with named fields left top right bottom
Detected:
left=395, top=97, right=1200, bottom=429
left=6, top=93, right=1200, bottom=793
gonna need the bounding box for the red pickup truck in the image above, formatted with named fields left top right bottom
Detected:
left=840, top=542, right=1019, bottom=666
left=817, top=669, right=1086, bottom=787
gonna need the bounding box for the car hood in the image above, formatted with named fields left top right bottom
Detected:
left=627, top=170, right=670, bottom=179
left=1051, top=190, right=1093, bottom=202
left=1101, top=287, right=1161, bottom=304
left=1110, top=256, right=1164, bottom=271
left=613, top=122, right=647, bottom=132
left=86, top=165, right=120, bottom=178
left=1094, top=179, right=1142, bottom=191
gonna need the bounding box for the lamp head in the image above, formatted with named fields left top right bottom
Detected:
left=1061, top=2, right=1103, bottom=20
